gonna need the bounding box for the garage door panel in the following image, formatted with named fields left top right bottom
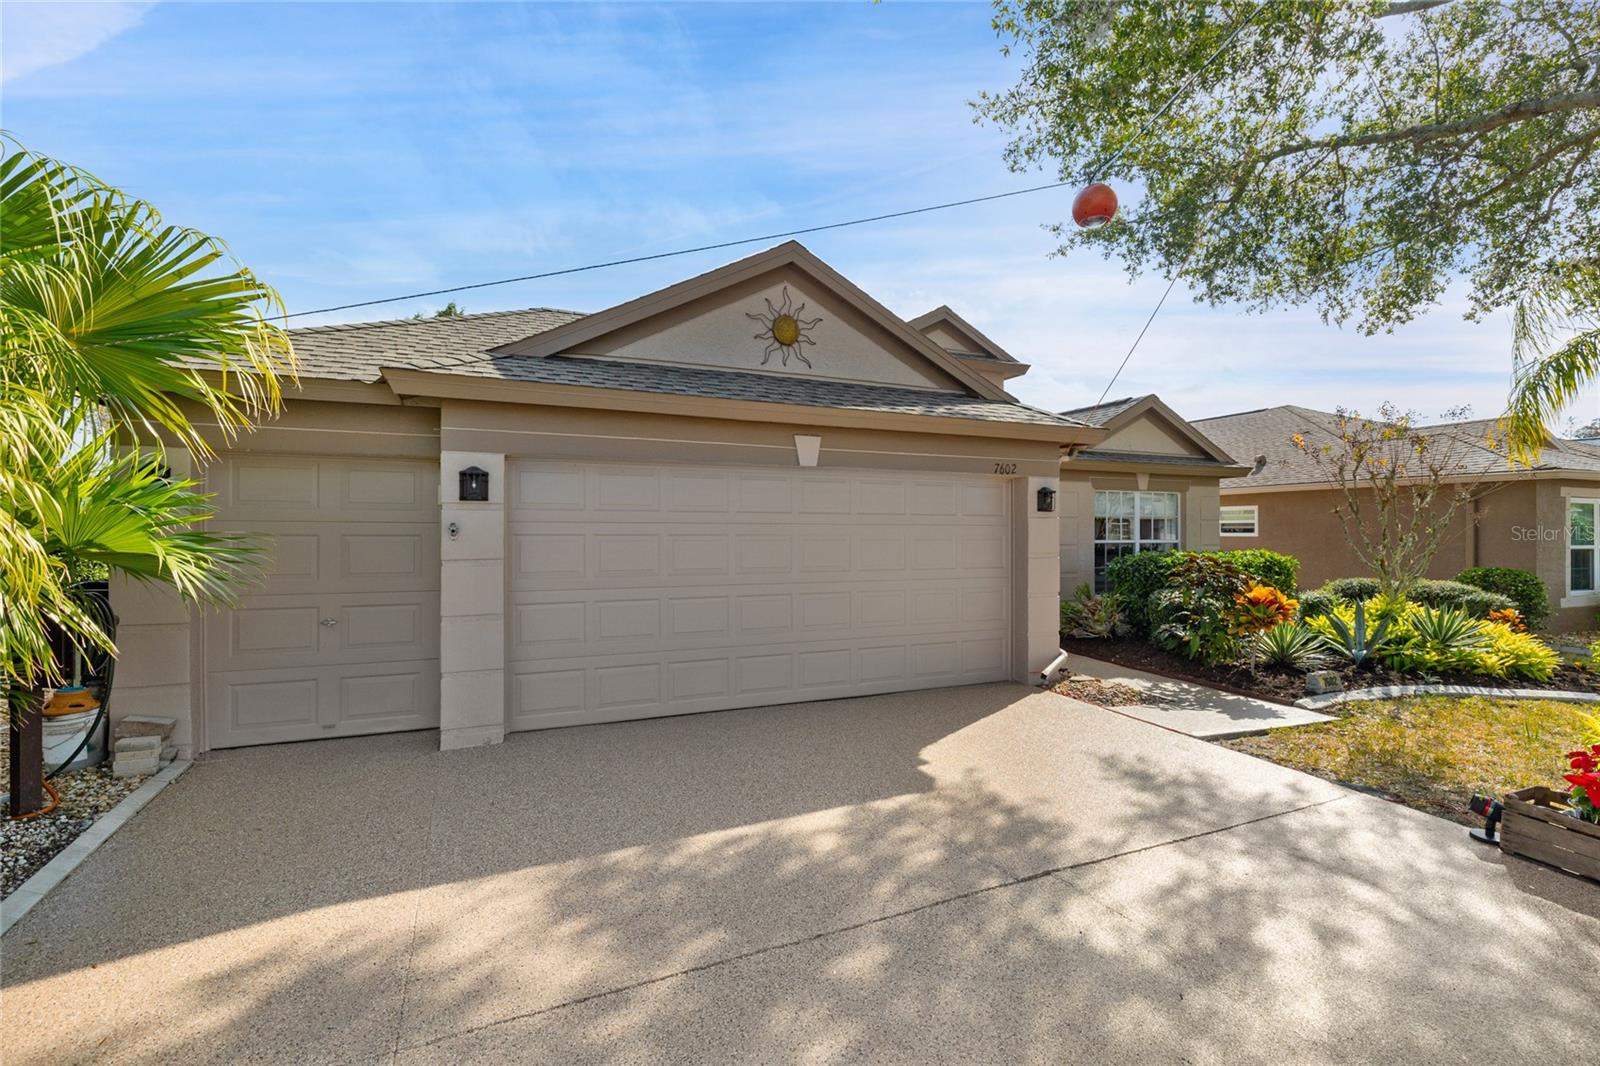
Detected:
left=241, top=521, right=439, bottom=597
left=510, top=581, right=1007, bottom=661
left=508, top=632, right=1006, bottom=732
left=205, top=456, right=441, bottom=749
left=205, top=661, right=439, bottom=748
left=212, top=457, right=437, bottom=524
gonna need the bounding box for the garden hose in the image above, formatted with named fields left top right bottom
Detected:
left=6, top=778, right=60, bottom=821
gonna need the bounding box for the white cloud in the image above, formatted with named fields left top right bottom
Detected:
left=1, top=1, right=152, bottom=84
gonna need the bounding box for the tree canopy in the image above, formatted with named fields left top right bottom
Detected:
left=977, top=0, right=1599, bottom=446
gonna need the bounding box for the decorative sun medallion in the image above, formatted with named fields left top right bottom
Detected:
left=746, top=287, right=821, bottom=369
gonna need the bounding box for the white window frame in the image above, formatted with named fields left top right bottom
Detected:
left=1093, top=490, right=1181, bottom=593
left=1219, top=504, right=1259, bottom=538
left=1568, top=497, right=1599, bottom=599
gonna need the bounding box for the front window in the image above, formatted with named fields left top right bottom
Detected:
left=1571, top=499, right=1597, bottom=593
left=1094, top=490, right=1180, bottom=592
left=1219, top=505, right=1258, bottom=537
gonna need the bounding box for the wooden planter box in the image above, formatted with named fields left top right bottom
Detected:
left=1501, top=786, right=1600, bottom=882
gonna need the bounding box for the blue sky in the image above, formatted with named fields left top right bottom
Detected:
left=4, top=0, right=1580, bottom=424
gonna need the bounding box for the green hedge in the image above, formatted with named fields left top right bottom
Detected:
left=1105, top=548, right=1300, bottom=635
left=1297, top=576, right=1516, bottom=621
left=1409, top=579, right=1515, bottom=617
left=1457, top=566, right=1551, bottom=629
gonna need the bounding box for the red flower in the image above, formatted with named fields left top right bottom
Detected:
left=1571, top=749, right=1600, bottom=773
left=1565, top=771, right=1600, bottom=807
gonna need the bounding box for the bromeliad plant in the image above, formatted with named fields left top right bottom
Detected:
left=1564, top=745, right=1600, bottom=825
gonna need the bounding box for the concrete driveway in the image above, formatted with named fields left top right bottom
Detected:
left=3, top=685, right=1595, bottom=1065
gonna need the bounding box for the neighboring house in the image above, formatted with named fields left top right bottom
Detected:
left=1056, top=395, right=1249, bottom=595
left=113, top=241, right=1239, bottom=757
left=1196, top=404, right=1600, bottom=631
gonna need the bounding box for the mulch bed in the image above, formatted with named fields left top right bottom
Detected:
left=1061, top=635, right=1600, bottom=705
left=1051, top=676, right=1150, bottom=707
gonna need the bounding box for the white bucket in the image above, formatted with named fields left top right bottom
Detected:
left=43, top=708, right=103, bottom=772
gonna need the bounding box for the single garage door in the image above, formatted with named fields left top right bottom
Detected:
left=203, top=456, right=441, bottom=748
left=508, top=460, right=1012, bottom=730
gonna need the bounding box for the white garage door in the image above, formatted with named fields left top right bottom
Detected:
left=508, top=460, right=1012, bottom=730
left=203, top=456, right=441, bottom=749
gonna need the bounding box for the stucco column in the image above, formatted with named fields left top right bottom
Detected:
left=438, top=451, right=507, bottom=750
left=1012, top=475, right=1062, bottom=681
left=109, top=449, right=198, bottom=757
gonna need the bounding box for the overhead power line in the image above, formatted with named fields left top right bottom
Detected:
left=282, top=178, right=1077, bottom=320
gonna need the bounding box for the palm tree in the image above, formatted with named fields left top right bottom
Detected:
left=1502, top=260, right=1600, bottom=462
left=1, top=135, right=296, bottom=813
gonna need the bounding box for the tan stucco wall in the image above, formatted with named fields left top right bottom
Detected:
left=1057, top=472, right=1222, bottom=597
left=1096, top=417, right=1208, bottom=458
left=1541, top=480, right=1600, bottom=632
left=114, top=394, right=1076, bottom=753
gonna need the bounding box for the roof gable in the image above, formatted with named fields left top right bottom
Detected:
left=1067, top=395, right=1238, bottom=465
left=491, top=242, right=1012, bottom=401
left=907, top=305, right=1019, bottom=363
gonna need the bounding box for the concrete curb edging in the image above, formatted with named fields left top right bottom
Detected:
left=1296, top=685, right=1600, bottom=711
left=1, top=760, right=191, bottom=937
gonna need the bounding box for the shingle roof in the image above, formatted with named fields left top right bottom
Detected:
left=278, top=306, right=1087, bottom=428
left=1192, top=404, right=1599, bottom=488
left=1071, top=448, right=1240, bottom=469
left=428, top=353, right=1088, bottom=426
left=1059, top=395, right=1149, bottom=428
left=281, top=307, right=587, bottom=382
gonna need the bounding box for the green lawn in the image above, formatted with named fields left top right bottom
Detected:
left=1224, top=696, right=1595, bottom=826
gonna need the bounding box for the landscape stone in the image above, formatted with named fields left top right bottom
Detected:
left=113, top=715, right=177, bottom=740
left=113, top=735, right=162, bottom=754
left=1305, top=670, right=1344, bottom=695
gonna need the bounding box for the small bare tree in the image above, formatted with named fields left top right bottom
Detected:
left=1294, top=405, right=1498, bottom=600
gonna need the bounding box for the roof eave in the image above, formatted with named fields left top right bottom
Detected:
left=379, top=366, right=1106, bottom=445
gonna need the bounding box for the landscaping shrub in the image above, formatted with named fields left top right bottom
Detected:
left=1295, top=587, right=1337, bottom=621
left=1246, top=623, right=1334, bottom=670
left=1103, top=550, right=1179, bottom=634
left=1322, top=577, right=1381, bottom=602
left=1306, top=599, right=1396, bottom=666
left=1106, top=548, right=1300, bottom=635
left=1149, top=554, right=1250, bottom=664
left=1409, top=579, right=1515, bottom=617
left=1233, top=584, right=1298, bottom=632
left=1478, top=622, right=1561, bottom=681
left=1380, top=607, right=1489, bottom=675
left=1312, top=598, right=1561, bottom=680
left=1060, top=583, right=1123, bottom=639
left=1214, top=549, right=1299, bottom=595
left=1457, top=567, right=1551, bottom=629
left=1307, top=577, right=1514, bottom=619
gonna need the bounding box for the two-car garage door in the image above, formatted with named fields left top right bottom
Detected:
left=201, top=455, right=1012, bottom=748
left=506, top=461, right=1013, bottom=730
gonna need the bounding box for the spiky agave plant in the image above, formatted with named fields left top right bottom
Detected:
left=1246, top=623, right=1334, bottom=671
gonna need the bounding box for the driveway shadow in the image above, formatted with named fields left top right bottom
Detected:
left=2, top=686, right=1595, bottom=1065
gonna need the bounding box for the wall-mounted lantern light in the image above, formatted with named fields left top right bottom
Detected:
left=459, top=465, right=490, bottom=502
left=1036, top=485, right=1057, bottom=513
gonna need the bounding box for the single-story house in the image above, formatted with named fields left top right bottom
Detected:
left=1196, top=403, right=1600, bottom=631
left=114, top=242, right=1241, bottom=756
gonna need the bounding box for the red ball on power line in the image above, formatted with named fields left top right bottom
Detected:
left=1072, top=182, right=1118, bottom=229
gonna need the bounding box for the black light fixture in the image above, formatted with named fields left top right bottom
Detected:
left=458, top=465, right=490, bottom=502
left=1036, top=485, right=1057, bottom=513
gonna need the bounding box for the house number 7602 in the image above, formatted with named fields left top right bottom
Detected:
left=992, top=463, right=1018, bottom=475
